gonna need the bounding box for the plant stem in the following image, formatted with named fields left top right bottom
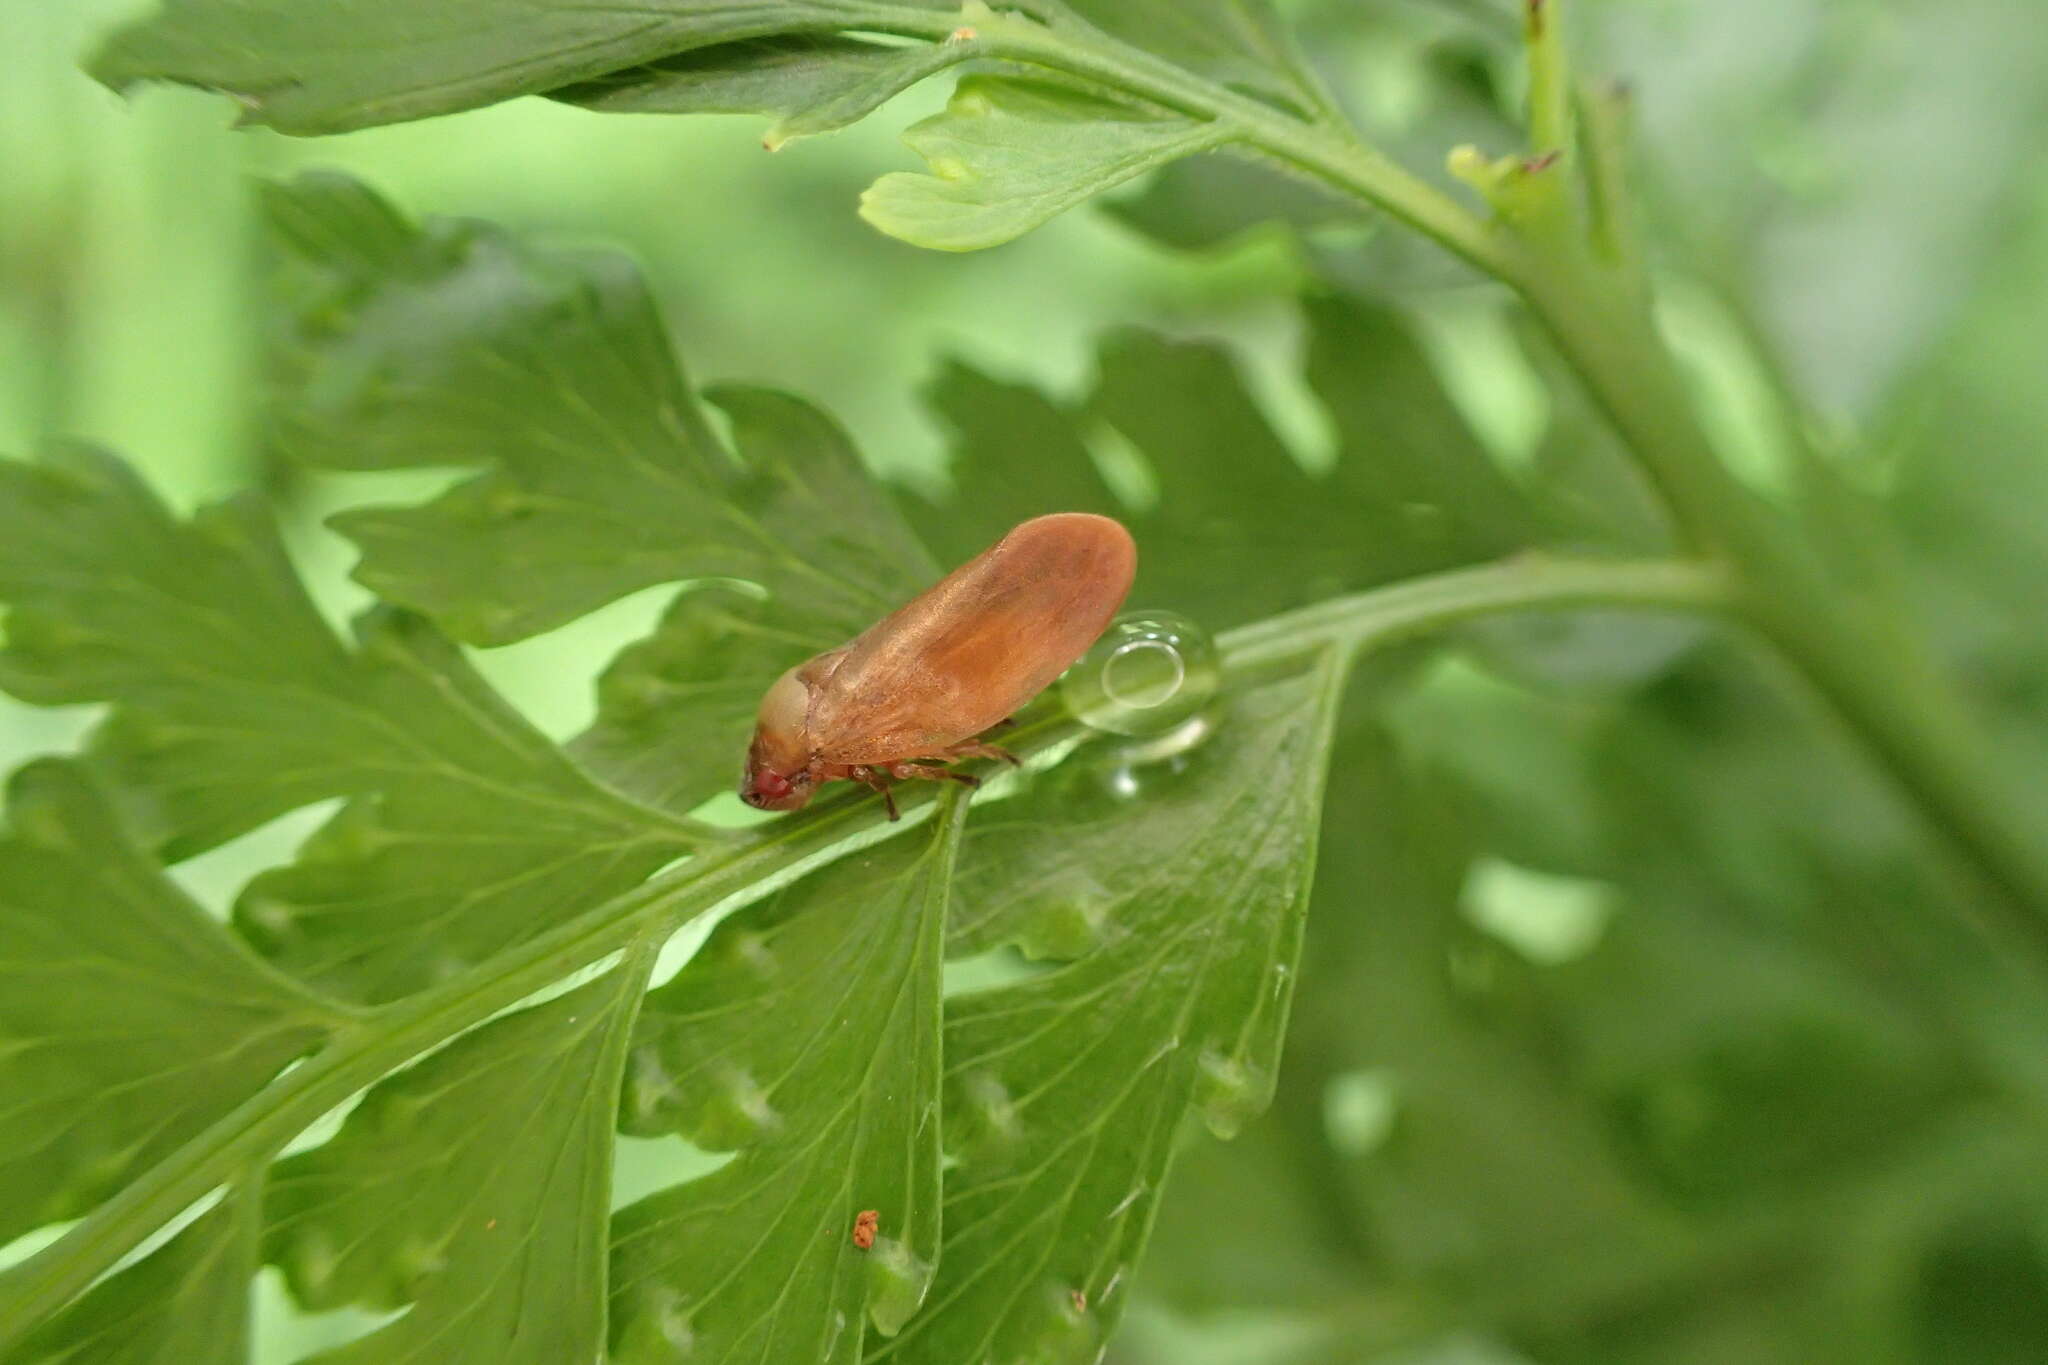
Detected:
left=869, top=4, right=1519, bottom=279
left=1578, top=80, right=1640, bottom=271
left=1524, top=0, right=1573, bottom=159
left=949, top=0, right=2048, bottom=927
left=1224, top=554, right=1730, bottom=668
left=0, top=554, right=1728, bottom=1343
left=1526, top=269, right=2048, bottom=926
left=0, top=799, right=916, bottom=1343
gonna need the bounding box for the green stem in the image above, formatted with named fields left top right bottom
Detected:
left=1526, top=271, right=2048, bottom=925
left=1555, top=270, right=2048, bottom=922
left=1225, top=554, right=1730, bottom=667
left=0, top=801, right=911, bottom=1343
left=0, top=554, right=1727, bottom=1343
left=869, top=4, right=1518, bottom=279
left=961, top=0, right=2048, bottom=926
left=1578, top=80, right=1640, bottom=271
left=1524, top=0, right=1573, bottom=158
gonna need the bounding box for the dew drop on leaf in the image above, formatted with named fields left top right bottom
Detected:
left=1062, top=611, right=1219, bottom=738
left=703, top=1065, right=780, bottom=1145
left=287, top=1227, right=339, bottom=1301
left=1193, top=1049, right=1274, bottom=1140
left=864, top=1235, right=935, bottom=1335
left=1019, top=1278, right=1106, bottom=1363
left=393, top=1234, right=449, bottom=1297
left=615, top=1286, right=694, bottom=1356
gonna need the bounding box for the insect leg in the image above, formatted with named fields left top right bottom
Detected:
left=888, top=761, right=982, bottom=790
left=850, top=765, right=901, bottom=820
left=940, top=741, right=1021, bottom=767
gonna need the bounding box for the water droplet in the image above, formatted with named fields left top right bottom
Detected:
left=956, top=1070, right=1021, bottom=1156
left=393, top=1234, right=448, bottom=1297
left=1194, top=1050, right=1273, bottom=1140
left=822, top=1309, right=849, bottom=1358
left=241, top=895, right=298, bottom=941
left=4, top=790, right=73, bottom=852
left=617, top=1286, right=694, bottom=1356
left=865, top=1237, right=934, bottom=1335
left=1063, top=612, right=1219, bottom=739
left=1024, top=1279, right=1105, bottom=1362
left=692, top=1065, right=780, bottom=1146
left=730, top=930, right=779, bottom=979
left=623, top=1045, right=680, bottom=1132
left=287, top=1227, right=339, bottom=1301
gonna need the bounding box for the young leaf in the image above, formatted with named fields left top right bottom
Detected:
left=611, top=794, right=964, bottom=1361
left=0, top=760, right=334, bottom=1246
left=878, top=647, right=1351, bottom=1361
left=265, top=952, right=654, bottom=1363
left=860, top=77, right=1229, bottom=252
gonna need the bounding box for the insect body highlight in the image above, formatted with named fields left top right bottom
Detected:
left=739, top=513, right=1137, bottom=816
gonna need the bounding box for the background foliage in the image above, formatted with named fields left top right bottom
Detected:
left=4, top=0, right=2048, bottom=1361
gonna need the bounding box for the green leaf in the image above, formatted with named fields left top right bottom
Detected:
left=1104, top=151, right=1359, bottom=252
left=879, top=647, right=1350, bottom=1362
left=90, top=0, right=1322, bottom=150
left=1057, top=0, right=1314, bottom=112
left=913, top=294, right=1551, bottom=628
left=0, top=443, right=696, bottom=1004
left=1230, top=642, right=2048, bottom=1362
left=265, top=954, right=653, bottom=1362
left=0, top=169, right=1731, bottom=1362
left=611, top=793, right=963, bottom=1360
left=1, top=1194, right=255, bottom=1365
left=265, top=173, right=934, bottom=649
left=90, top=0, right=956, bottom=135
left=860, top=77, right=1229, bottom=252
left=567, top=584, right=834, bottom=816
left=267, top=171, right=949, bottom=818
left=0, top=760, right=334, bottom=1246
left=556, top=35, right=975, bottom=148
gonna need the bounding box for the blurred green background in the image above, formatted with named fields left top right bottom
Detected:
left=6, top=0, right=2048, bottom=1360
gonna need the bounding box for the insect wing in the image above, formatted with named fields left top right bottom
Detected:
left=808, top=514, right=1135, bottom=763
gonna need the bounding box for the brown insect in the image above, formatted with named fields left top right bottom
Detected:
left=741, top=513, right=1137, bottom=818
left=852, top=1209, right=880, bottom=1250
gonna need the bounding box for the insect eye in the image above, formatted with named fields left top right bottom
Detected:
left=751, top=770, right=793, bottom=800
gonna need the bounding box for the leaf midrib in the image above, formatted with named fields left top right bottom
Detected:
left=0, top=553, right=1727, bottom=1345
